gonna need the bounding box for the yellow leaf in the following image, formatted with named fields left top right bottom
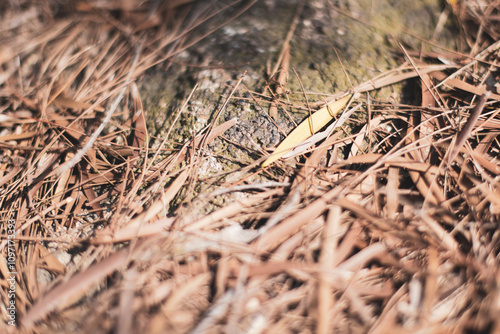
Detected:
left=262, top=94, right=352, bottom=167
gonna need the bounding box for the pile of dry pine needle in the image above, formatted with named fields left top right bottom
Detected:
left=1, top=0, right=500, bottom=333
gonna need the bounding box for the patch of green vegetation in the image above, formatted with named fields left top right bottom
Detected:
left=285, top=0, right=451, bottom=102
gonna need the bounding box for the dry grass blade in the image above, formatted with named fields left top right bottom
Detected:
left=20, top=242, right=137, bottom=329
left=317, top=205, right=342, bottom=334
left=446, top=91, right=490, bottom=167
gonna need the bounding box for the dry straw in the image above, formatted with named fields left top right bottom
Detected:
left=1, top=0, right=500, bottom=333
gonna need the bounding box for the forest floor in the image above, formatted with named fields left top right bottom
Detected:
left=1, top=0, right=500, bottom=333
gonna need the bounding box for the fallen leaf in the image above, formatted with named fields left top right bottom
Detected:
left=262, top=94, right=352, bottom=167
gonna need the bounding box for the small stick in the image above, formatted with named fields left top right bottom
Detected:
left=269, top=46, right=290, bottom=119
left=268, top=0, right=304, bottom=119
